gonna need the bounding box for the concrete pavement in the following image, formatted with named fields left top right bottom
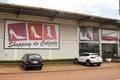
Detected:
left=0, top=61, right=120, bottom=74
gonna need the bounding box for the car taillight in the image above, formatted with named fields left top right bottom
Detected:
left=41, top=61, right=43, bottom=65
left=25, top=59, right=28, bottom=64
left=91, top=57, right=96, bottom=58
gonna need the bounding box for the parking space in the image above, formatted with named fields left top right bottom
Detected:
left=0, top=61, right=120, bottom=74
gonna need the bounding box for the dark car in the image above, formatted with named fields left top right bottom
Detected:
left=20, top=53, right=43, bottom=70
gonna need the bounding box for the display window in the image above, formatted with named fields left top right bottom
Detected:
left=79, top=26, right=99, bottom=41
left=102, top=29, right=118, bottom=41
left=79, top=43, right=100, bottom=54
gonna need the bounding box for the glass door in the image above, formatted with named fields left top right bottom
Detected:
left=102, top=44, right=117, bottom=59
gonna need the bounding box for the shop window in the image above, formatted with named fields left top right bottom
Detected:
left=102, top=44, right=117, bottom=58
left=79, top=43, right=99, bottom=55
left=79, top=26, right=99, bottom=41
left=102, top=29, right=118, bottom=41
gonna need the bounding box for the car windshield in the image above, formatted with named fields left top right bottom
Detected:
left=28, top=54, right=41, bottom=60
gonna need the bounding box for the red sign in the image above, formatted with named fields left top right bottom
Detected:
left=102, top=36, right=118, bottom=40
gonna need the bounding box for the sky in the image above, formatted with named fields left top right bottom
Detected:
left=0, top=0, right=120, bottom=20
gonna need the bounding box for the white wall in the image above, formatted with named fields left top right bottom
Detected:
left=51, top=24, right=78, bottom=59
left=0, top=12, right=78, bottom=60
left=0, top=12, right=118, bottom=60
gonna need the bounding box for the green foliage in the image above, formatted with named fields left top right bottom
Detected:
left=0, top=60, right=21, bottom=63
left=0, top=59, right=74, bottom=63
left=105, top=53, right=112, bottom=58
left=43, top=59, right=74, bottom=62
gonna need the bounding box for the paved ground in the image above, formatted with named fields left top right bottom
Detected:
left=0, top=61, right=120, bottom=74
left=0, top=68, right=120, bottom=80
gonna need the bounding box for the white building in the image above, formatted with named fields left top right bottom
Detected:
left=0, top=2, right=120, bottom=60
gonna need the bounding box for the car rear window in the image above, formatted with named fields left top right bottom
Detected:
left=28, top=54, right=42, bottom=60
left=80, top=54, right=89, bottom=56
left=92, top=54, right=99, bottom=57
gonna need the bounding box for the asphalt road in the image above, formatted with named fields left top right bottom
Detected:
left=0, top=68, right=120, bottom=80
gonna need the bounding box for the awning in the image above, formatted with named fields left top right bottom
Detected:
left=0, top=2, right=120, bottom=26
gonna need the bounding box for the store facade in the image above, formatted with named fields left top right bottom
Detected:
left=79, top=25, right=120, bottom=59
left=0, top=3, right=120, bottom=60
left=0, top=12, right=79, bottom=60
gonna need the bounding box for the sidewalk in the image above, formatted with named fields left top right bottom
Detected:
left=0, top=61, right=120, bottom=74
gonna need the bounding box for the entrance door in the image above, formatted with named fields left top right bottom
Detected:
left=102, top=44, right=117, bottom=59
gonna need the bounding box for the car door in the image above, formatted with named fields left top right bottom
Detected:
left=82, top=54, right=89, bottom=62
left=78, top=53, right=86, bottom=62
left=20, top=54, right=27, bottom=66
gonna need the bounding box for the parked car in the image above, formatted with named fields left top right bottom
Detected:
left=74, top=52, right=103, bottom=66
left=20, top=53, right=43, bottom=70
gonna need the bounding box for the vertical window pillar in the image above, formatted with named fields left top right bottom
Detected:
left=118, top=30, right=120, bottom=57
left=99, top=28, right=102, bottom=57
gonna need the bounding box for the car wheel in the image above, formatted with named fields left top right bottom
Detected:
left=74, top=59, right=78, bottom=64
left=38, top=66, right=42, bottom=70
left=86, top=60, right=91, bottom=66
left=23, top=65, right=27, bottom=70
left=97, top=64, right=101, bottom=66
